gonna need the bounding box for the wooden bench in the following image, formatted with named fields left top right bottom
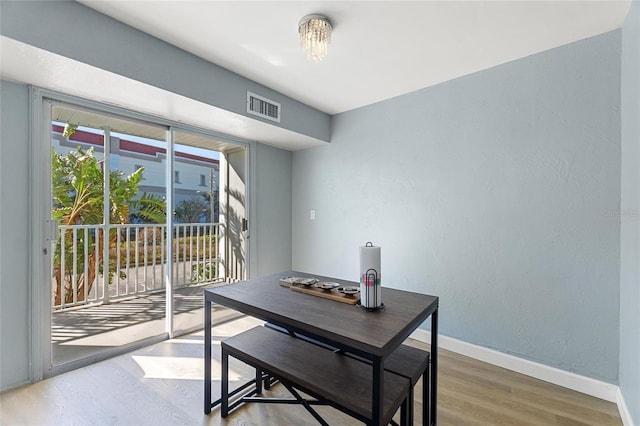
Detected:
left=221, top=325, right=412, bottom=425
left=265, top=322, right=431, bottom=424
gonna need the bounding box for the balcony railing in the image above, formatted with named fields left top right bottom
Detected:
left=52, top=222, right=222, bottom=310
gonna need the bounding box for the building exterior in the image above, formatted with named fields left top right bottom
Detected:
left=52, top=124, right=220, bottom=223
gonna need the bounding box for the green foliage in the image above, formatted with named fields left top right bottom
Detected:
left=62, top=123, right=77, bottom=138
left=130, top=192, right=167, bottom=224
left=191, top=262, right=216, bottom=283
left=52, top=146, right=104, bottom=225
left=52, top=146, right=167, bottom=226
left=175, top=197, right=209, bottom=223
left=52, top=146, right=167, bottom=305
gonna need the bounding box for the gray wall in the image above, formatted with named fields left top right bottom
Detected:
left=0, top=79, right=295, bottom=391
left=254, top=143, right=293, bottom=277
left=293, top=31, right=622, bottom=382
left=0, top=0, right=303, bottom=391
left=0, top=0, right=330, bottom=143
left=620, top=0, right=640, bottom=422
left=0, top=81, right=31, bottom=390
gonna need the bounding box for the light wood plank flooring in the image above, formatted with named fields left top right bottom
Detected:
left=0, top=312, right=621, bottom=426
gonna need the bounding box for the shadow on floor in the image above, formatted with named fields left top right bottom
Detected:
left=52, top=283, right=226, bottom=365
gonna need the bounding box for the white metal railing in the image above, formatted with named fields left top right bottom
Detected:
left=52, top=222, right=221, bottom=310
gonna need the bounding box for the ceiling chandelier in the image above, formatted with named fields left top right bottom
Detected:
left=298, top=14, right=332, bottom=63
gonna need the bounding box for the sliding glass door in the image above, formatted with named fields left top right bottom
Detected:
left=38, top=94, right=249, bottom=377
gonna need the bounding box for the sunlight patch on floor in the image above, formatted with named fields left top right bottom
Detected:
left=132, top=355, right=243, bottom=381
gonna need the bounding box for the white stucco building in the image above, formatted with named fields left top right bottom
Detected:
left=52, top=123, right=220, bottom=222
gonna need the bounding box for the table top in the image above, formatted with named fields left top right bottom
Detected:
left=205, top=271, right=438, bottom=358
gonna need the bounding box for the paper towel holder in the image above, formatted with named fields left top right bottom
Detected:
left=359, top=241, right=384, bottom=311
left=357, top=301, right=385, bottom=312
left=359, top=267, right=385, bottom=311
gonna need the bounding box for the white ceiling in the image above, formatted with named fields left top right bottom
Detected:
left=78, top=0, right=631, bottom=115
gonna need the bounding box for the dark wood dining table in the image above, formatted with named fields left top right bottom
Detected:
left=204, top=271, right=439, bottom=426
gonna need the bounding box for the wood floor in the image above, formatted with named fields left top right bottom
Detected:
left=0, top=312, right=622, bottom=426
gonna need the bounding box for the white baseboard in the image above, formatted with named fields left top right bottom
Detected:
left=616, top=387, right=635, bottom=426
left=409, top=329, right=619, bottom=403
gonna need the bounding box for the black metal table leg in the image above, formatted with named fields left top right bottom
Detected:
left=204, top=297, right=212, bottom=414
left=430, top=307, right=438, bottom=426
left=221, top=344, right=229, bottom=417
left=372, top=356, right=384, bottom=425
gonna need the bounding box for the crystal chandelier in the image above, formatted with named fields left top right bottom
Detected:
left=298, top=14, right=332, bottom=63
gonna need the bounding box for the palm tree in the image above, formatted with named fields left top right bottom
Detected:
left=52, top=147, right=166, bottom=305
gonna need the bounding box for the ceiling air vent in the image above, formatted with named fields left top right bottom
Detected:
left=247, top=91, right=281, bottom=123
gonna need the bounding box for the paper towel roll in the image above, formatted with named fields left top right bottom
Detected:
left=359, top=242, right=382, bottom=308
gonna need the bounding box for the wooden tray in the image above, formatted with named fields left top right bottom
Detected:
left=290, top=283, right=360, bottom=305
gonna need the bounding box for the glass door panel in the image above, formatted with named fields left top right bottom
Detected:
left=171, top=129, right=225, bottom=335
left=50, top=103, right=169, bottom=368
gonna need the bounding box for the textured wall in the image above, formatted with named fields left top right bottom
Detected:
left=254, top=143, right=293, bottom=277
left=293, top=31, right=621, bottom=382
left=620, top=0, right=640, bottom=422
left=0, top=81, right=31, bottom=390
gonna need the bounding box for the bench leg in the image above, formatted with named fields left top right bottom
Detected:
left=423, top=367, right=430, bottom=426
left=221, top=346, right=229, bottom=418
left=255, top=368, right=263, bottom=394
left=400, top=396, right=408, bottom=426
left=264, top=373, right=272, bottom=390
left=408, top=387, right=415, bottom=426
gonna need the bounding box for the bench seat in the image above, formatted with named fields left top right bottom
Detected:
left=221, top=325, right=411, bottom=425
left=264, top=323, right=429, bottom=383
left=264, top=322, right=430, bottom=423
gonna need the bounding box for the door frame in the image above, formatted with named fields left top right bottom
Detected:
left=219, top=145, right=251, bottom=283
left=29, top=87, right=252, bottom=380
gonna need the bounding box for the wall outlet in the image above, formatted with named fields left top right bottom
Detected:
left=310, top=209, right=316, bottom=220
